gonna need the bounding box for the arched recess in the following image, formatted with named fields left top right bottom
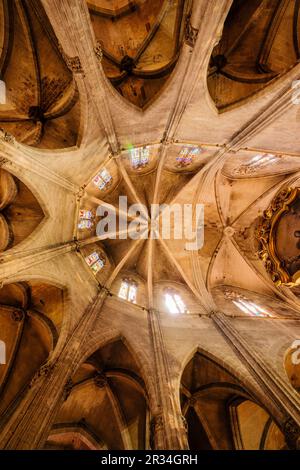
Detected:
left=0, top=280, right=65, bottom=425
left=0, top=0, right=80, bottom=148
left=45, top=426, right=106, bottom=450
left=46, top=338, right=150, bottom=450
left=180, top=351, right=287, bottom=450
left=0, top=168, right=44, bottom=251
left=208, top=0, right=300, bottom=111
left=88, top=0, right=190, bottom=108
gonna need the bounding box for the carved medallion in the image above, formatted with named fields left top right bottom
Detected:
left=256, top=187, right=300, bottom=287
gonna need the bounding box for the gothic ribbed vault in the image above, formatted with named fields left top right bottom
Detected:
left=0, top=0, right=300, bottom=451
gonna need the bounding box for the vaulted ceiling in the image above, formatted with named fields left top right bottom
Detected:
left=46, top=339, right=148, bottom=450
left=88, top=0, right=188, bottom=108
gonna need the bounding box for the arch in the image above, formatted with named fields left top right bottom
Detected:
left=208, top=0, right=300, bottom=111
left=180, top=349, right=288, bottom=450
left=80, top=331, right=156, bottom=410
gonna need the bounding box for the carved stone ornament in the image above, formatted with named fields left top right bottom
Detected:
left=150, top=413, right=164, bottom=449
left=0, top=128, right=15, bottom=144
left=256, top=187, right=300, bottom=287
left=181, top=414, right=188, bottom=431
left=185, top=13, right=199, bottom=48
left=58, top=44, right=84, bottom=75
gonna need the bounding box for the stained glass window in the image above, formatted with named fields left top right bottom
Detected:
left=93, top=168, right=112, bottom=190
left=130, top=146, right=150, bottom=169
left=176, top=146, right=202, bottom=168
left=78, top=209, right=94, bottom=230
left=118, top=279, right=137, bottom=303
left=91, top=258, right=105, bottom=274
left=85, top=252, right=105, bottom=274
left=164, top=289, right=187, bottom=314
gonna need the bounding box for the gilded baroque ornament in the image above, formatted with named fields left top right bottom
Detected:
left=256, top=187, right=300, bottom=287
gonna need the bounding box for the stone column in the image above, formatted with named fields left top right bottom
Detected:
left=212, top=312, right=300, bottom=449
left=147, top=309, right=188, bottom=450
left=0, top=289, right=108, bottom=450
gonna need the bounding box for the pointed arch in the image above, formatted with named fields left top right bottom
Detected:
left=47, top=335, right=151, bottom=450
left=180, top=348, right=287, bottom=449
left=88, top=0, right=190, bottom=109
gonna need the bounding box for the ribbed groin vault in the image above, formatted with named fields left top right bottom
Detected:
left=0, top=0, right=300, bottom=451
